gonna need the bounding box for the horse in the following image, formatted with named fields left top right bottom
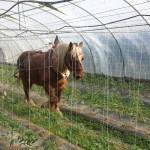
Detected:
left=14, top=36, right=84, bottom=115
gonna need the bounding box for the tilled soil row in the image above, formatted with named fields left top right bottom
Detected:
left=1, top=83, right=150, bottom=141
left=0, top=109, right=85, bottom=150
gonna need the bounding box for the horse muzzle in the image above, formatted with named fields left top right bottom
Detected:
left=73, top=70, right=84, bottom=80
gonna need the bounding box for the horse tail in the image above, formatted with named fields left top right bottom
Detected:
left=14, top=69, right=20, bottom=83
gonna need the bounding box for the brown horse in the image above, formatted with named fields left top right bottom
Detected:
left=14, top=36, right=84, bottom=114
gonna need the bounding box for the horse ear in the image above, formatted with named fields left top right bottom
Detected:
left=68, top=42, right=73, bottom=51
left=79, top=42, right=83, bottom=48
left=54, top=35, right=60, bottom=47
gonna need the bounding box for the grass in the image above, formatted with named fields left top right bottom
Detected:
left=1, top=64, right=150, bottom=119
left=1, top=113, right=37, bottom=147
left=1, top=91, right=150, bottom=150
left=63, top=87, right=150, bottom=119
left=0, top=111, right=59, bottom=149
left=0, top=64, right=16, bottom=71
left=69, top=72, right=150, bottom=94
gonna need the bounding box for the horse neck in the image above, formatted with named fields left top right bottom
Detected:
left=56, top=59, right=68, bottom=74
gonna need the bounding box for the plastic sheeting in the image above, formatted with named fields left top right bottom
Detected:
left=0, top=0, right=150, bottom=79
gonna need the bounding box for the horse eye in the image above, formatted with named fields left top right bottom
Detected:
left=82, top=57, right=84, bottom=61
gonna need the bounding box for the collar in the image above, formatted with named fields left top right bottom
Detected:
left=49, top=66, right=70, bottom=78
left=61, top=70, right=70, bottom=78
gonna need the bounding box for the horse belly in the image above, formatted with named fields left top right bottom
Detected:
left=28, top=71, right=45, bottom=85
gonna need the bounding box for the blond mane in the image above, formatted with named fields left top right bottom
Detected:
left=50, top=43, right=69, bottom=72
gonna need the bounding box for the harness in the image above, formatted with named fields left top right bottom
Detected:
left=50, top=66, right=70, bottom=78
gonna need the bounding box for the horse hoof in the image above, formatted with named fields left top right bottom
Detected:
left=25, top=99, right=28, bottom=104
left=30, top=99, right=36, bottom=106
left=25, top=99, right=37, bottom=107
left=41, top=102, right=63, bottom=116
left=52, top=105, right=63, bottom=116
left=3, top=90, right=7, bottom=97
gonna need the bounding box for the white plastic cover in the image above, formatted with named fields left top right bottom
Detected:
left=0, top=0, right=150, bottom=79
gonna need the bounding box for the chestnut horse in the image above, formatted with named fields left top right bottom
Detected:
left=14, top=36, right=84, bottom=114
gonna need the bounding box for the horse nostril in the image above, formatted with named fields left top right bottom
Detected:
left=76, top=75, right=80, bottom=79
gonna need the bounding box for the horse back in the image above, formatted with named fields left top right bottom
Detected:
left=17, top=51, right=47, bottom=69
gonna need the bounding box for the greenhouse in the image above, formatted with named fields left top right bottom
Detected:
left=0, top=0, right=150, bottom=149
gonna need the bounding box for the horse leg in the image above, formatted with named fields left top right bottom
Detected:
left=41, top=84, right=58, bottom=107
left=41, top=84, right=62, bottom=114
left=50, top=79, right=67, bottom=115
left=22, top=78, right=36, bottom=107
left=46, top=86, right=62, bottom=115
left=50, top=85, right=66, bottom=115
left=53, top=85, right=65, bottom=115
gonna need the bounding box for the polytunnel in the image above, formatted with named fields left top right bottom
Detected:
left=1, top=0, right=150, bottom=149
left=0, top=0, right=150, bottom=79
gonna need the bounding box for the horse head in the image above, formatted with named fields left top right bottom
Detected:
left=64, top=42, right=84, bottom=80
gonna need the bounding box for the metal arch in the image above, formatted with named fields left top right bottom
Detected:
left=123, top=0, right=150, bottom=78
left=124, top=0, right=150, bottom=26
left=0, top=9, right=54, bottom=60
left=0, top=17, right=31, bottom=51
left=0, top=42, right=8, bottom=63
left=0, top=9, right=48, bottom=52
left=0, top=7, right=59, bottom=44
left=0, top=9, right=51, bottom=51
left=0, top=45, right=6, bottom=62
left=0, top=33, right=16, bottom=63
left=0, top=15, right=40, bottom=62
left=0, top=23, right=24, bottom=50
left=0, top=13, right=34, bottom=52
left=68, top=1, right=125, bottom=75
left=0, top=28, right=23, bottom=63
left=0, top=32, right=22, bottom=55
left=0, top=0, right=69, bottom=46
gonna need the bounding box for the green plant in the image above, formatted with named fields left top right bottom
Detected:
left=42, top=139, right=59, bottom=150
left=17, top=130, right=38, bottom=147
left=1, top=65, right=150, bottom=150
